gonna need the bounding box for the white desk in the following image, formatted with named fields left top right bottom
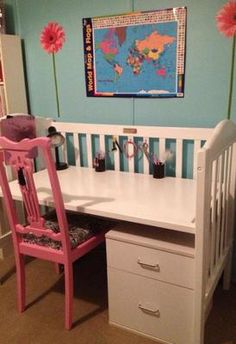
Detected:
left=6, top=166, right=196, bottom=234
left=1, top=119, right=234, bottom=344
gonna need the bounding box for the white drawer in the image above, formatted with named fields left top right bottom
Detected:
left=108, top=268, right=194, bottom=344
left=106, top=238, right=194, bottom=289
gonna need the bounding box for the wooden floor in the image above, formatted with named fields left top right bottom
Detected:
left=0, top=243, right=236, bottom=344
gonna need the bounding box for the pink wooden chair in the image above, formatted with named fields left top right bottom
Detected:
left=0, top=136, right=113, bottom=329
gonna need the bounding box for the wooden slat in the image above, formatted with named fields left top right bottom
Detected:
left=99, top=134, right=105, bottom=154
left=86, top=134, right=92, bottom=168
left=220, top=150, right=227, bottom=254
left=113, top=136, right=120, bottom=172
left=223, top=143, right=236, bottom=290
left=143, top=138, right=150, bottom=175
left=210, top=159, right=217, bottom=275
left=126, top=136, right=134, bottom=173
left=193, top=140, right=201, bottom=180
left=60, top=131, right=68, bottom=164
left=215, top=155, right=223, bottom=261
left=73, top=133, right=80, bottom=167
left=224, top=146, right=232, bottom=245
left=176, top=139, right=183, bottom=178
left=159, top=138, right=166, bottom=163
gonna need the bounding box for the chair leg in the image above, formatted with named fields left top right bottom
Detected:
left=16, top=254, right=26, bottom=313
left=64, top=263, right=74, bottom=330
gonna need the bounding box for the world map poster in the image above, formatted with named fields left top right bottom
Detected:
left=83, top=7, right=186, bottom=98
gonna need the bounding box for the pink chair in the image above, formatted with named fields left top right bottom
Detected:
left=0, top=136, right=113, bottom=329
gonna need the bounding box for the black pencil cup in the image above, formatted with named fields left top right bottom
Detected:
left=95, top=158, right=105, bottom=172
left=153, top=163, right=165, bottom=179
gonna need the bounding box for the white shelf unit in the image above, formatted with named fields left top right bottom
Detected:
left=0, top=34, right=27, bottom=116
left=0, top=34, right=28, bottom=257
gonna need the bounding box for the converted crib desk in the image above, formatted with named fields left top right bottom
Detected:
left=2, top=118, right=236, bottom=344
left=37, top=118, right=236, bottom=344
left=5, top=166, right=196, bottom=344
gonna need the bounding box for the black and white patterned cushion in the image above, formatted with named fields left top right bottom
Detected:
left=23, top=212, right=116, bottom=250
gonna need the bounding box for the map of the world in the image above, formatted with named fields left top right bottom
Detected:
left=83, top=8, right=186, bottom=97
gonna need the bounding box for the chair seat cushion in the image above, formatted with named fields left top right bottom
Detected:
left=23, top=212, right=116, bottom=250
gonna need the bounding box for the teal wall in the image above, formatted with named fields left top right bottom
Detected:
left=4, top=0, right=236, bottom=279
left=4, top=0, right=236, bottom=126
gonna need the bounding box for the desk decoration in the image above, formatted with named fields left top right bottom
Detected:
left=152, top=156, right=165, bottom=179
left=141, top=141, right=151, bottom=163
left=47, top=126, right=68, bottom=170
left=83, top=7, right=186, bottom=98
left=112, top=136, right=123, bottom=153
left=40, top=22, right=65, bottom=118
left=94, top=151, right=105, bottom=172
left=216, top=1, right=236, bottom=120
left=123, top=140, right=138, bottom=159
left=152, top=150, right=174, bottom=179
left=118, top=139, right=151, bottom=161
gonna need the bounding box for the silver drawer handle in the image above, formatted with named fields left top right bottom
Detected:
left=137, top=258, right=160, bottom=271
left=138, top=303, right=160, bottom=317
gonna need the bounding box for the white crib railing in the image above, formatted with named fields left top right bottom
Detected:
left=195, top=119, right=236, bottom=343
left=38, top=121, right=213, bottom=179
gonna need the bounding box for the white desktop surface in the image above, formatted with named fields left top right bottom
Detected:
left=4, top=166, right=196, bottom=234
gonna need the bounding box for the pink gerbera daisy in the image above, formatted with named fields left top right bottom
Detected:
left=40, top=22, right=65, bottom=53
left=216, top=0, right=236, bottom=37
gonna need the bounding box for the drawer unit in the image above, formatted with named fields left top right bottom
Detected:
left=106, top=224, right=194, bottom=288
left=106, top=223, right=195, bottom=344
left=107, top=239, right=194, bottom=289
left=108, top=268, right=194, bottom=344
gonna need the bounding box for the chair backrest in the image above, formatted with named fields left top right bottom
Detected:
left=0, top=136, right=71, bottom=259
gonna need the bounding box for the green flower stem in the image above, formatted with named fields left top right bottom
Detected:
left=227, top=35, right=236, bottom=120
left=52, top=52, right=61, bottom=118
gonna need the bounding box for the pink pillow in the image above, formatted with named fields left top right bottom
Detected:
left=1, top=115, right=36, bottom=142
